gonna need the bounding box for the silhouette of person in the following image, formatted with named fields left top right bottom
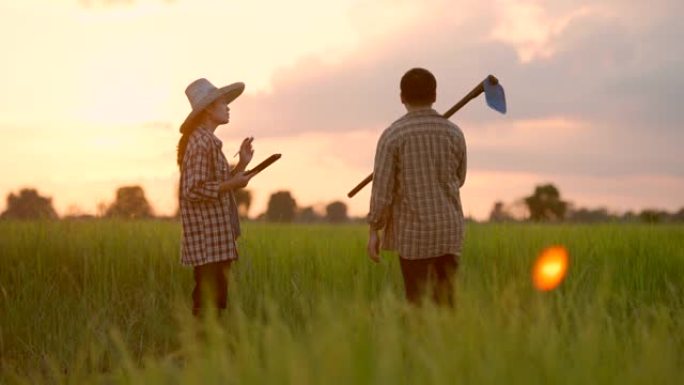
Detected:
left=367, top=68, right=467, bottom=306
left=176, top=78, right=255, bottom=317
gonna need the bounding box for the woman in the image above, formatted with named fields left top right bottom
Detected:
left=177, top=78, right=255, bottom=317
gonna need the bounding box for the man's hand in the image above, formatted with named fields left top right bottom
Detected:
left=367, top=229, right=381, bottom=263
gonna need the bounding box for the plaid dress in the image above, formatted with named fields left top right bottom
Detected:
left=368, top=108, right=467, bottom=260
left=180, top=127, right=241, bottom=266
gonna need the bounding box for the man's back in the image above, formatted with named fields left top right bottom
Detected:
left=369, top=107, right=467, bottom=259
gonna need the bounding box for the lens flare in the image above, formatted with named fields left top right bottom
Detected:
left=532, top=246, right=569, bottom=291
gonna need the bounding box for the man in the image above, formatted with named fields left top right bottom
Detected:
left=367, top=68, right=467, bottom=306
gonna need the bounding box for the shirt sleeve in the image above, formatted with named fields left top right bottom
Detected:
left=457, top=134, right=467, bottom=188
left=368, top=131, right=396, bottom=230
left=181, top=144, right=221, bottom=202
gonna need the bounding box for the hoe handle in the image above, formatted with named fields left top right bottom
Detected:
left=347, top=173, right=373, bottom=198
left=347, top=75, right=499, bottom=198
left=442, top=75, right=498, bottom=119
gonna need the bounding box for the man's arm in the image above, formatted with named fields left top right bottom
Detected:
left=367, top=132, right=396, bottom=262
left=457, top=134, right=467, bottom=188
left=368, top=133, right=396, bottom=229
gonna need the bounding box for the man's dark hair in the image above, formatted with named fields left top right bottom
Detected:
left=400, top=68, right=437, bottom=105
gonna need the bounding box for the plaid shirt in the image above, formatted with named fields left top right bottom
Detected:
left=368, top=108, right=467, bottom=260
left=179, top=127, right=241, bottom=266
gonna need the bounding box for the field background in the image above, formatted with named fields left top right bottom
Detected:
left=1, top=221, right=683, bottom=384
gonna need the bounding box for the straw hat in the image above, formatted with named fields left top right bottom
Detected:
left=180, top=78, right=245, bottom=133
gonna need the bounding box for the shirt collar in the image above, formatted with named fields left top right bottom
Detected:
left=197, top=126, right=223, bottom=149
left=407, top=107, right=437, bottom=115
left=405, top=107, right=438, bottom=117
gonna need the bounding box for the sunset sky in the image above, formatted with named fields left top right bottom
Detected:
left=1, top=0, right=682, bottom=220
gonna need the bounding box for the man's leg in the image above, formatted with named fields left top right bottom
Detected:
left=399, top=257, right=430, bottom=305
left=432, top=254, right=459, bottom=307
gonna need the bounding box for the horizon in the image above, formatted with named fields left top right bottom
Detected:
left=1, top=0, right=682, bottom=221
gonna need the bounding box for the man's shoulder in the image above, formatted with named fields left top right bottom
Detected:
left=394, top=111, right=463, bottom=135
left=377, top=116, right=407, bottom=144
left=379, top=110, right=466, bottom=144
left=446, top=121, right=465, bottom=139
left=418, top=111, right=464, bottom=139
left=383, top=110, right=433, bottom=133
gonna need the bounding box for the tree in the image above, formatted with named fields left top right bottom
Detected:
left=64, top=204, right=95, bottom=220
left=105, top=186, right=153, bottom=219
left=234, top=189, right=252, bottom=219
left=96, top=201, right=108, bottom=218
left=639, top=209, right=666, bottom=224
left=489, top=201, right=514, bottom=222
left=325, top=201, right=348, bottom=223
left=1, top=188, right=58, bottom=220
left=567, top=207, right=614, bottom=223
left=622, top=211, right=638, bottom=222
left=296, top=206, right=322, bottom=223
left=266, top=191, right=297, bottom=222
left=524, top=184, right=568, bottom=222
left=673, top=208, right=684, bottom=222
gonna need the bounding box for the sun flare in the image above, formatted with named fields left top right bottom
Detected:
left=532, top=245, right=569, bottom=291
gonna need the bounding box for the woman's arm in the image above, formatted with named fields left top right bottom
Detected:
left=181, top=145, right=222, bottom=202
left=231, top=137, right=254, bottom=175
left=218, top=172, right=253, bottom=193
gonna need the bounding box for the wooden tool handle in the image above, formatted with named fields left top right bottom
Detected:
left=245, top=154, right=281, bottom=176
left=347, top=75, right=499, bottom=198
left=347, top=173, right=373, bottom=198
left=442, top=75, right=498, bottom=118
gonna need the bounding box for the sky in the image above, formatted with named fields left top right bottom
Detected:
left=0, top=0, right=682, bottom=220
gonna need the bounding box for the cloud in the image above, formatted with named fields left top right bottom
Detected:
left=490, top=0, right=600, bottom=63
left=226, top=0, right=683, bottom=183
left=3, top=0, right=681, bottom=219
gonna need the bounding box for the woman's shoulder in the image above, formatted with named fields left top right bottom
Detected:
left=187, top=129, right=213, bottom=153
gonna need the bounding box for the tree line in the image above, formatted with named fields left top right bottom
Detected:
left=0, top=187, right=354, bottom=223
left=1, top=184, right=682, bottom=224
left=488, top=183, right=684, bottom=224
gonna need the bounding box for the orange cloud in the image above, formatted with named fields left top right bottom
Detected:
left=490, top=1, right=602, bottom=63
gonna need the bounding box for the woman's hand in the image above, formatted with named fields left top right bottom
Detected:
left=232, top=171, right=253, bottom=189
left=238, top=137, right=254, bottom=167
left=220, top=171, right=254, bottom=192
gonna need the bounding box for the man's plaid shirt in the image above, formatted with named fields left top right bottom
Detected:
left=368, top=108, right=467, bottom=260
left=179, top=127, right=241, bottom=266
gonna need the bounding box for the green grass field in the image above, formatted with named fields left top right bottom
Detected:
left=1, top=220, right=683, bottom=384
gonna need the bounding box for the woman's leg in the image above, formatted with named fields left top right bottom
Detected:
left=214, top=260, right=231, bottom=311
left=191, top=264, right=207, bottom=317
left=192, top=260, right=233, bottom=316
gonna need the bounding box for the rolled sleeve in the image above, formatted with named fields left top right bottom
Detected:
left=181, top=145, right=221, bottom=202
left=368, top=132, right=396, bottom=230
left=457, top=135, right=467, bottom=187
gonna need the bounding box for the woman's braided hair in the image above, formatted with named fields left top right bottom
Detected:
left=177, top=113, right=204, bottom=169
left=176, top=133, right=191, bottom=169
